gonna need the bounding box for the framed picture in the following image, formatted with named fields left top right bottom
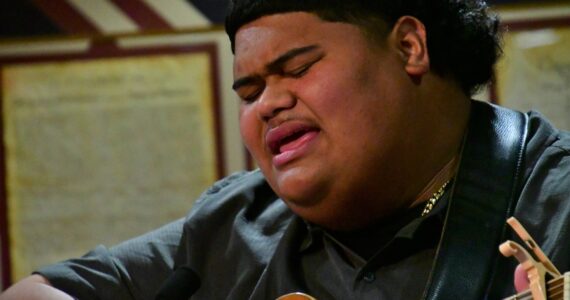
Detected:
left=0, top=30, right=241, bottom=286
left=493, top=4, right=570, bottom=131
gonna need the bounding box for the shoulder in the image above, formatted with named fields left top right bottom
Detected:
left=178, top=170, right=295, bottom=295
left=514, top=111, right=570, bottom=268
left=181, top=169, right=292, bottom=252
left=185, top=169, right=288, bottom=224
left=522, top=111, right=570, bottom=183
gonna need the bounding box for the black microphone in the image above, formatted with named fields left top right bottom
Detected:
left=155, top=265, right=201, bottom=300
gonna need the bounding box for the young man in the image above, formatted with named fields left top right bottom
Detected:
left=2, top=0, right=570, bottom=299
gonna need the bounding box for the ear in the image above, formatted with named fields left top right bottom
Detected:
left=390, top=16, right=430, bottom=76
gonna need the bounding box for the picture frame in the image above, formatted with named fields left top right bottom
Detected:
left=0, top=29, right=242, bottom=286
left=492, top=4, right=570, bottom=131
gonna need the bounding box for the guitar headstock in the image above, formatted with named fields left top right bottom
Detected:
left=501, top=217, right=563, bottom=300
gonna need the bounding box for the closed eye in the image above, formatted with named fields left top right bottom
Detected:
left=288, top=64, right=311, bottom=78
left=284, top=55, right=323, bottom=78
left=242, top=90, right=262, bottom=103
left=238, top=86, right=264, bottom=104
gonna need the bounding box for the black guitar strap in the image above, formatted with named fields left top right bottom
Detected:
left=423, top=101, right=529, bottom=300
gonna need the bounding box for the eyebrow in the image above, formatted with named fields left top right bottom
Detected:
left=232, top=44, right=321, bottom=91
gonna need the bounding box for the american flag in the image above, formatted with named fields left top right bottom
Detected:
left=0, top=0, right=531, bottom=39
left=0, top=0, right=230, bottom=38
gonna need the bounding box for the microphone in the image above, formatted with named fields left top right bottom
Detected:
left=155, top=265, right=201, bottom=300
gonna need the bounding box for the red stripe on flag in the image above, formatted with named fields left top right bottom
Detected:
left=110, top=0, right=173, bottom=31
left=32, top=0, right=100, bottom=34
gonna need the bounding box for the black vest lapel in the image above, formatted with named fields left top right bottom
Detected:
left=424, top=100, right=528, bottom=299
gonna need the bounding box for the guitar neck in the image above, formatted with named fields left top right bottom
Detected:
left=504, top=272, right=570, bottom=300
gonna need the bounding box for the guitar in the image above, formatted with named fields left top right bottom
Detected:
left=276, top=293, right=316, bottom=300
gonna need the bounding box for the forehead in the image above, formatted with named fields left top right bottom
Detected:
left=232, top=12, right=368, bottom=75
left=234, top=12, right=323, bottom=50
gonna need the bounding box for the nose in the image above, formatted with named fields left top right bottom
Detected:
left=256, top=83, right=296, bottom=121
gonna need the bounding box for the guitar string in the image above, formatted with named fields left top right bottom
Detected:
left=506, top=278, right=565, bottom=300
left=509, top=283, right=564, bottom=300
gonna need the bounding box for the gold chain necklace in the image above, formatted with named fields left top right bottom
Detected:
left=421, top=180, right=451, bottom=217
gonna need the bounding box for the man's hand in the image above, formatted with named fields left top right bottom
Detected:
left=0, top=274, right=73, bottom=300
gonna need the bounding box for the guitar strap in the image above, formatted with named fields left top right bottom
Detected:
left=423, top=100, right=529, bottom=300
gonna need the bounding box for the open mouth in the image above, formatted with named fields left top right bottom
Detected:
left=276, top=129, right=313, bottom=154
left=267, top=124, right=319, bottom=155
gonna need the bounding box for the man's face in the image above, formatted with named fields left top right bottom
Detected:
left=233, top=12, right=425, bottom=229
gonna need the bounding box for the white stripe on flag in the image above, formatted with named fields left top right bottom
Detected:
left=141, top=0, right=211, bottom=29
left=66, top=0, right=139, bottom=34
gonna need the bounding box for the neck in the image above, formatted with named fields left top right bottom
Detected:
left=410, top=154, right=459, bottom=209
left=400, top=78, right=471, bottom=212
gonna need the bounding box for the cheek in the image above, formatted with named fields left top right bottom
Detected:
left=302, top=68, right=399, bottom=149
left=302, top=71, right=379, bottom=129
left=239, top=104, right=276, bottom=167
left=298, top=69, right=352, bottom=113
left=238, top=105, right=259, bottom=151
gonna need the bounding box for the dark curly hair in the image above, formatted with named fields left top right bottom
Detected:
left=225, top=0, right=502, bottom=96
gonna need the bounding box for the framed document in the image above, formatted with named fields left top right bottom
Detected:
left=494, top=12, right=570, bottom=131
left=0, top=36, right=227, bottom=285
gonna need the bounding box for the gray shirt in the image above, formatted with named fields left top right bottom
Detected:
left=37, top=109, right=570, bottom=299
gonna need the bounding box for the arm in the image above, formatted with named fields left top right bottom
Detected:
left=0, top=274, right=73, bottom=300
left=6, top=218, right=186, bottom=299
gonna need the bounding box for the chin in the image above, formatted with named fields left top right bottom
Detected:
left=289, top=203, right=366, bottom=231
left=272, top=169, right=326, bottom=206
left=286, top=189, right=390, bottom=231
left=279, top=186, right=352, bottom=229
left=276, top=186, right=321, bottom=209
